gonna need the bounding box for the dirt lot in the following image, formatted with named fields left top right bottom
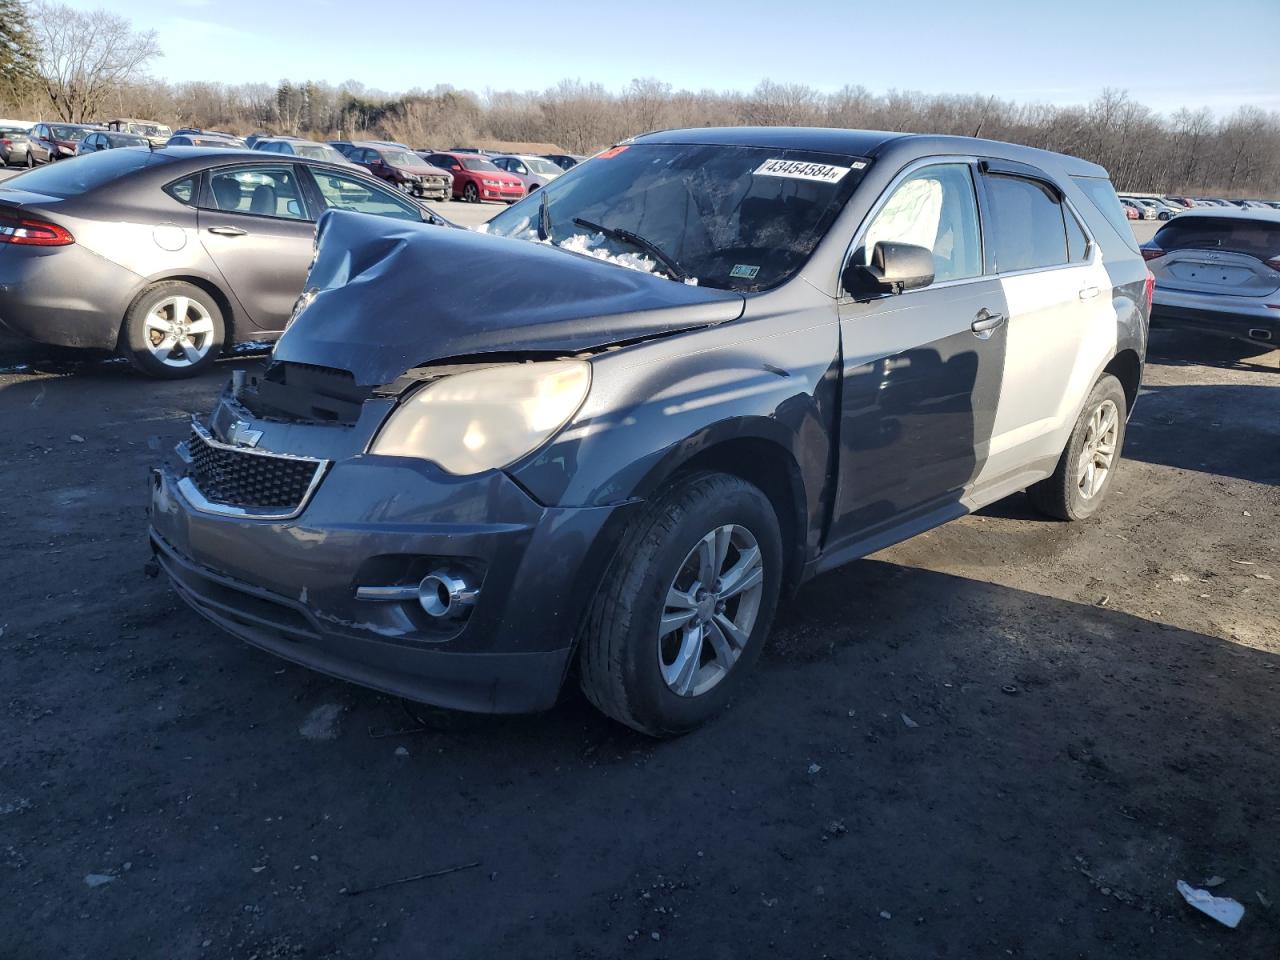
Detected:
left=0, top=323, right=1275, bottom=959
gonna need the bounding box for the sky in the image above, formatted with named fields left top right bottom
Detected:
left=61, top=0, right=1280, bottom=116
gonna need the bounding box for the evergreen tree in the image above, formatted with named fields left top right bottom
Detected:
left=0, top=0, right=39, bottom=105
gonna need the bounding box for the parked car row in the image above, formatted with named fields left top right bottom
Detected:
left=1117, top=193, right=1280, bottom=222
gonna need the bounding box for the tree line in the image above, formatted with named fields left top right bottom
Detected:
left=2, top=1, right=1278, bottom=197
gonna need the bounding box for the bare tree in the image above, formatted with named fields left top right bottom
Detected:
left=29, top=1, right=160, bottom=122
left=13, top=14, right=1280, bottom=199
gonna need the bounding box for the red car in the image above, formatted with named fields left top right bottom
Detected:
left=424, top=152, right=524, bottom=203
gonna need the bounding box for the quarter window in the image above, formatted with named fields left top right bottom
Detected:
left=862, top=163, right=983, bottom=283
left=1066, top=208, right=1090, bottom=262
left=982, top=175, right=1070, bottom=273
left=308, top=169, right=421, bottom=221
left=165, top=175, right=197, bottom=205
left=205, top=166, right=308, bottom=220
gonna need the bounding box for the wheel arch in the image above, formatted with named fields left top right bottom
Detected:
left=1103, top=347, right=1142, bottom=414
left=633, top=428, right=809, bottom=594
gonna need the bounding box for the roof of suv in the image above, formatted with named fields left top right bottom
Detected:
left=630, top=126, right=1107, bottom=178
left=1160, top=208, right=1280, bottom=223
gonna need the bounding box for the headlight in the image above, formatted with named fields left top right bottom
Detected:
left=370, top=361, right=591, bottom=475
left=482, top=178, right=502, bottom=187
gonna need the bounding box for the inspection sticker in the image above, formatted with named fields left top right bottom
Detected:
left=730, top=264, right=760, bottom=279
left=753, top=158, right=855, bottom=183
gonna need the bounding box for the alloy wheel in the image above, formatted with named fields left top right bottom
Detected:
left=1077, top=399, right=1119, bottom=499
left=658, top=523, right=765, bottom=698
left=143, top=296, right=216, bottom=368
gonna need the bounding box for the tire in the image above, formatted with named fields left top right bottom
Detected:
left=463, top=182, right=478, bottom=203
left=578, top=471, right=783, bottom=737
left=1027, top=374, right=1127, bottom=521
left=120, top=281, right=226, bottom=379
left=25, top=151, right=34, bottom=168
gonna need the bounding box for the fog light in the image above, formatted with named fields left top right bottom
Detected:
left=418, top=571, right=479, bottom=619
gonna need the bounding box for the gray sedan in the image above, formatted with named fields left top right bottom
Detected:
left=1143, top=208, right=1280, bottom=346
left=0, top=147, right=449, bottom=377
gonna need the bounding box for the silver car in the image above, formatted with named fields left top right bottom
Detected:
left=1143, top=209, right=1280, bottom=347
left=487, top=154, right=563, bottom=192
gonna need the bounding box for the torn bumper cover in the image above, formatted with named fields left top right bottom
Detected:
left=148, top=429, right=625, bottom=713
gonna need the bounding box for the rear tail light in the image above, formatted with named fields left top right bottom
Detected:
left=1141, top=246, right=1164, bottom=261
left=1144, top=271, right=1155, bottom=311
left=0, top=213, right=75, bottom=247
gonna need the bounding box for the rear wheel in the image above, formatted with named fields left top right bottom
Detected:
left=120, top=281, right=225, bottom=379
left=1027, top=374, right=1127, bottom=521
left=578, top=471, right=783, bottom=737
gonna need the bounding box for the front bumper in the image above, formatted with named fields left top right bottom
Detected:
left=410, top=181, right=450, bottom=201
left=1152, top=288, right=1280, bottom=345
left=148, top=443, right=626, bottom=713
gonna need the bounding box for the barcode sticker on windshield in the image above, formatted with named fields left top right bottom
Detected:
left=753, top=159, right=854, bottom=183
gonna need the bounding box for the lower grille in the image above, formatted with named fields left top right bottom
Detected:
left=185, top=421, right=325, bottom=515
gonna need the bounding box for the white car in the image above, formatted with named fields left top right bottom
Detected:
left=488, top=154, right=563, bottom=192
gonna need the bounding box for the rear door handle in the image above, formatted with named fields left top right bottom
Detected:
left=1079, top=286, right=1100, bottom=300
left=971, top=309, right=1007, bottom=338
left=207, top=226, right=247, bottom=237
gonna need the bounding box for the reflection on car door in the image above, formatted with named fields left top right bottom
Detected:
left=196, top=163, right=316, bottom=334
left=969, top=165, right=1118, bottom=493
left=828, top=161, right=1008, bottom=553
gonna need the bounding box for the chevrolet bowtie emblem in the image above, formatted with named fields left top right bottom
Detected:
left=226, top=419, right=263, bottom=448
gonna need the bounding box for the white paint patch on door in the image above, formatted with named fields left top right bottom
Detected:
left=972, top=259, right=1118, bottom=493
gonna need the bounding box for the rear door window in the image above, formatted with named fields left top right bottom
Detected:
left=1153, top=217, right=1280, bottom=261
left=205, top=166, right=309, bottom=220
left=305, top=168, right=422, bottom=221
left=982, top=174, right=1069, bottom=273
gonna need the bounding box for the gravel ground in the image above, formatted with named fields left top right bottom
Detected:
left=0, top=326, right=1276, bottom=959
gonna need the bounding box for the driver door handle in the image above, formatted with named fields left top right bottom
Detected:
left=1079, top=286, right=1100, bottom=300
left=207, top=226, right=247, bottom=237
left=971, top=309, right=1007, bottom=338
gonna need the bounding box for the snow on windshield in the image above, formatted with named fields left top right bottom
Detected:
left=478, top=217, right=697, bottom=285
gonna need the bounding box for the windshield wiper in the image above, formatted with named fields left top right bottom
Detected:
left=571, top=217, right=688, bottom=282
left=538, top=190, right=552, bottom=242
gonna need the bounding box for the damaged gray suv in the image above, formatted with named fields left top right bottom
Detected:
left=150, top=127, right=1151, bottom=736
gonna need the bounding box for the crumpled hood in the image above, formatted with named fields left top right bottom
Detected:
left=272, top=210, right=745, bottom=385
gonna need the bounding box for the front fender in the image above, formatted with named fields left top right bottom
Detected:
left=508, top=320, right=840, bottom=543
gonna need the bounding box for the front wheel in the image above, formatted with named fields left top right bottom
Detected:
left=1027, top=373, right=1127, bottom=521
left=578, top=471, right=783, bottom=737
left=463, top=182, right=479, bottom=203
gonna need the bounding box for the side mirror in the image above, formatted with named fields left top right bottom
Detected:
left=843, top=241, right=935, bottom=297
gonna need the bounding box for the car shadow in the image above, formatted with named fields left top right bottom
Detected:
left=0, top=331, right=272, bottom=378
left=10, top=554, right=1274, bottom=958
left=1125, top=381, right=1280, bottom=485
left=1148, top=328, right=1279, bottom=373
